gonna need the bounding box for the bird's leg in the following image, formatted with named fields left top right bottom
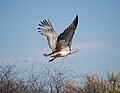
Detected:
left=43, top=52, right=53, bottom=57
left=43, top=51, right=59, bottom=57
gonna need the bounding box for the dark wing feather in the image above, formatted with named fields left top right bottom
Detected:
left=56, top=15, right=78, bottom=51
left=38, top=19, right=57, bottom=51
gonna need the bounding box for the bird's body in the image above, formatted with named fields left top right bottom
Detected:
left=59, top=47, right=70, bottom=56
left=38, top=15, right=78, bottom=62
left=50, top=46, right=70, bottom=57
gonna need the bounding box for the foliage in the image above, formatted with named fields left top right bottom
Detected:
left=0, top=63, right=120, bottom=93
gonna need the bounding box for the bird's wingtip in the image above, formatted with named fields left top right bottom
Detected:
left=76, top=15, right=78, bottom=19
left=74, top=15, right=78, bottom=28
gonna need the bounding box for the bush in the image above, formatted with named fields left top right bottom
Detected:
left=0, top=63, right=120, bottom=93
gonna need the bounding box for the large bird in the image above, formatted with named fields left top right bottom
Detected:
left=38, top=15, right=79, bottom=62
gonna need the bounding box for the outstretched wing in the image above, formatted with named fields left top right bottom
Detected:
left=38, top=19, right=58, bottom=51
left=55, top=15, right=78, bottom=51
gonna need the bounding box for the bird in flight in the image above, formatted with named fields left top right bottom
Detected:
left=38, top=15, right=79, bottom=62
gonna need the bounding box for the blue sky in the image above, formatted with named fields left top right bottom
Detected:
left=0, top=0, right=120, bottom=76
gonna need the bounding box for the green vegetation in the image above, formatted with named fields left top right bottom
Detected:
left=0, top=63, right=120, bottom=93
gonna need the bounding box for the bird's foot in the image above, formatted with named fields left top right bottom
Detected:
left=48, top=57, right=57, bottom=62
left=48, top=58, right=54, bottom=62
